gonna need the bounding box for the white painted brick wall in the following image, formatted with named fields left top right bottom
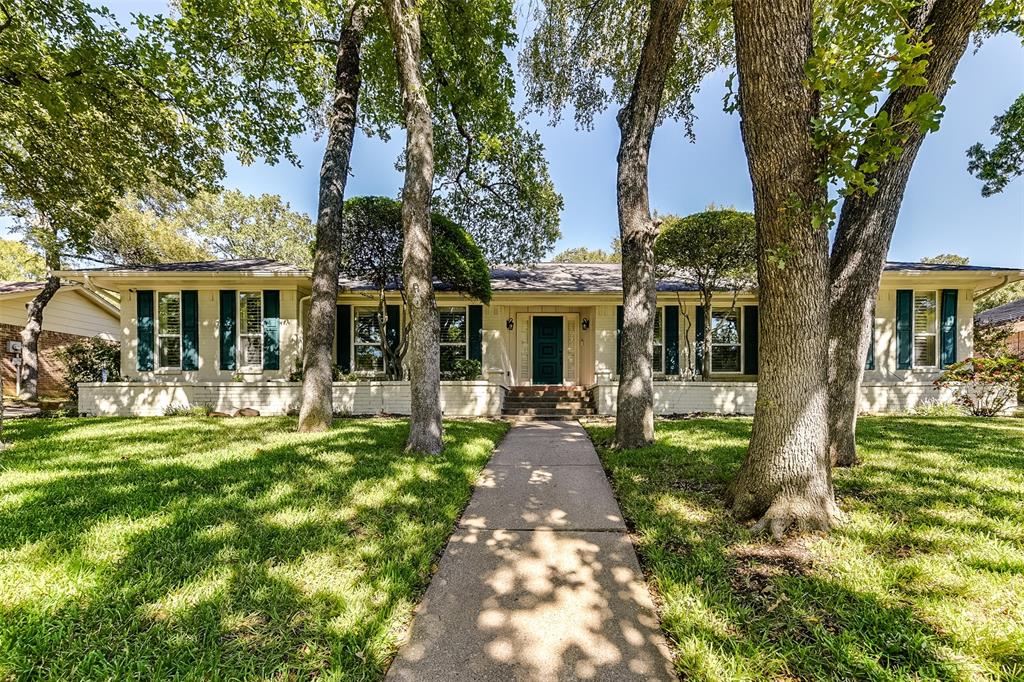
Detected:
left=79, top=381, right=505, bottom=417
left=590, top=380, right=1014, bottom=416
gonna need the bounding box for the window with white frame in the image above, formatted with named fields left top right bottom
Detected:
left=913, top=290, right=937, bottom=367
left=439, top=306, right=468, bottom=373
left=353, top=306, right=384, bottom=372
left=157, top=291, right=181, bottom=369
left=238, top=291, right=264, bottom=368
left=711, top=307, right=742, bottom=373
left=653, top=307, right=664, bottom=373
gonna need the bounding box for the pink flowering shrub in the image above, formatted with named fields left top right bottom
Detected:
left=935, top=356, right=1024, bottom=416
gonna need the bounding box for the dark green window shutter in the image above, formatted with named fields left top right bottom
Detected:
left=468, top=304, right=483, bottom=362
left=263, top=290, right=280, bottom=370
left=615, top=305, right=623, bottom=374
left=896, top=289, right=912, bottom=370
left=181, top=290, right=199, bottom=371
left=386, top=304, right=402, bottom=360
left=743, top=305, right=759, bottom=375
left=664, top=305, right=679, bottom=375
left=337, top=304, right=351, bottom=374
left=136, top=290, right=154, bottom=371
left=940, top=289, right=957, bottom=368
left=865, top=307, right=875, bottom=371
left=219, top=290, right=236, bottom=371
left=695, top=306, right=706, bottom=375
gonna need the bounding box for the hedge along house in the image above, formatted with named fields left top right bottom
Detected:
left=55, top=258, right=1024, bottom=417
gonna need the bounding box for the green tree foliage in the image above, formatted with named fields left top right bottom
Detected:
left=0, top=0, right=226, bottom=250
left=921, top=253, right=970, bottom=265
left=977, top=281, right=1024, bottom=313
left=184, top=191, right=314, bottom=268
left=338, top=195, right=490, bottom=379
left=340, top=196, right=491, bottom=304
left=654, top=209, right=755, bottom=379
left=795, top=0, right=948, bottom=224
left=86, top=188, right=314, bottom=267
left=967, top=93, right=1023, bottom=197
left=152, top=0, right=562, bottom=264
left=0, top=239, right=46, bottom=281
left=88, top=188, right=210, bottom=266
left=520, top=0, right=731, bottom=136
left=654, top=209, right=757, bottom=292
left=552, top=239, right=622, bottom=263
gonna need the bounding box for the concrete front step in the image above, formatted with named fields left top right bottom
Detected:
left=507, top=386, right=589, bottom=396
left=501, top=403, right=598, bottom=413
left=503, top=399, right=591, bottom=409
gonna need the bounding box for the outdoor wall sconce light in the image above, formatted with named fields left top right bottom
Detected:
left=506, top=318, right=515, bottom=331
left=581, top=318, right=590, bottom=331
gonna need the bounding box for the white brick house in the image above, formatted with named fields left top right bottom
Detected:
left=55, top=259, right=1023, bottom=416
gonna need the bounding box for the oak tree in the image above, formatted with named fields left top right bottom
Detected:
left=824, top=0, right=992, bottom=467
left=338, top=196, right=490, bottom=380
left=1, top=0, right=227, bottom=399
left=159, top=0, right=561, bottom=435
left=727, top=0, right=843, bottom=537
left=522, top=0, right=730, bottom=448
left=654, top=210, right=756, bottom=380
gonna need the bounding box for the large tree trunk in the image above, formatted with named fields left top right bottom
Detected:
left=827, top=0, right=982, bottom=466
left=297, top=4, right=367, bottom=432
left=385, top=0, right=442, bottom=454
left=19, top=247, right=61, bottom=401
left=727, top=0, right=841, bottom=538
left=614, top=0, right=688, bottom=449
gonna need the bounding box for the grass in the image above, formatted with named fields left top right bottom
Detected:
left=585, top=416, right=1024, bottom=681
left=0, top=416, right=508, bottom=680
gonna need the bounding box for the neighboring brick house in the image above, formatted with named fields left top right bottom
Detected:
left=0, top=282, right=121, bottom=398
left=975, top=297, right=1024, bottom=356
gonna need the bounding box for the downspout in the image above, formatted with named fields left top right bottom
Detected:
left=80, top=273, right=119, bottom=307
left=974, top=275, right=1010, bottom=302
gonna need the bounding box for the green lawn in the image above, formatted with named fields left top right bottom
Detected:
left=0, top=416, right=508, bottom=680
left=586, top=416, right=1024, bottom=681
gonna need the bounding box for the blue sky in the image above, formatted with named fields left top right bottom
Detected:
left=16, top=3, right=1024, bottom=267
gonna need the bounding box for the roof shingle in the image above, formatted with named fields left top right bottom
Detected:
left=976, top=297, right=1024, bottom=326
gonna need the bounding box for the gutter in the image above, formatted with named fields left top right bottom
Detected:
left=974, top=275, right=1011, bottom=302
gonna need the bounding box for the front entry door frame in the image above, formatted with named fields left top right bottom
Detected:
left=515, top=311, right=580, bottom=385
left=532, top=316, right=564, bottom=384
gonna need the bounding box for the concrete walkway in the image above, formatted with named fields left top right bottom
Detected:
left=386, top=420, right=675, bottom=681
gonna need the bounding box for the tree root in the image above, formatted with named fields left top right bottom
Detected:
left=748, top=496, right=846, bottom=541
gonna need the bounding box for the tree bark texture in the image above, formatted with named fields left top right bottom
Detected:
left=826, top=0, right=981, bottom=466
left=19, top=247, right=61, bottom=401
left=298, top=4, right=367, bottom=432
left=728, top=0, right=841, bottom=537
left=614, top=0, right=689, bottom=449
left=385, top=0, right=443, bottom=454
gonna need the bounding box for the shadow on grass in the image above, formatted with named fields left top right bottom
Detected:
left=0, top=416, right=508, bottom=680
left=586, top=416, right=1024, bottom=680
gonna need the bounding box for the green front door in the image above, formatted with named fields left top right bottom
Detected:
left=532, top=316, right=563, bottom=384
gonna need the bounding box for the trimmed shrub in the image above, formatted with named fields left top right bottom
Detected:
left=55, top=338, right=121, bottom=400
left=442, top=358, right=482, bottom=381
